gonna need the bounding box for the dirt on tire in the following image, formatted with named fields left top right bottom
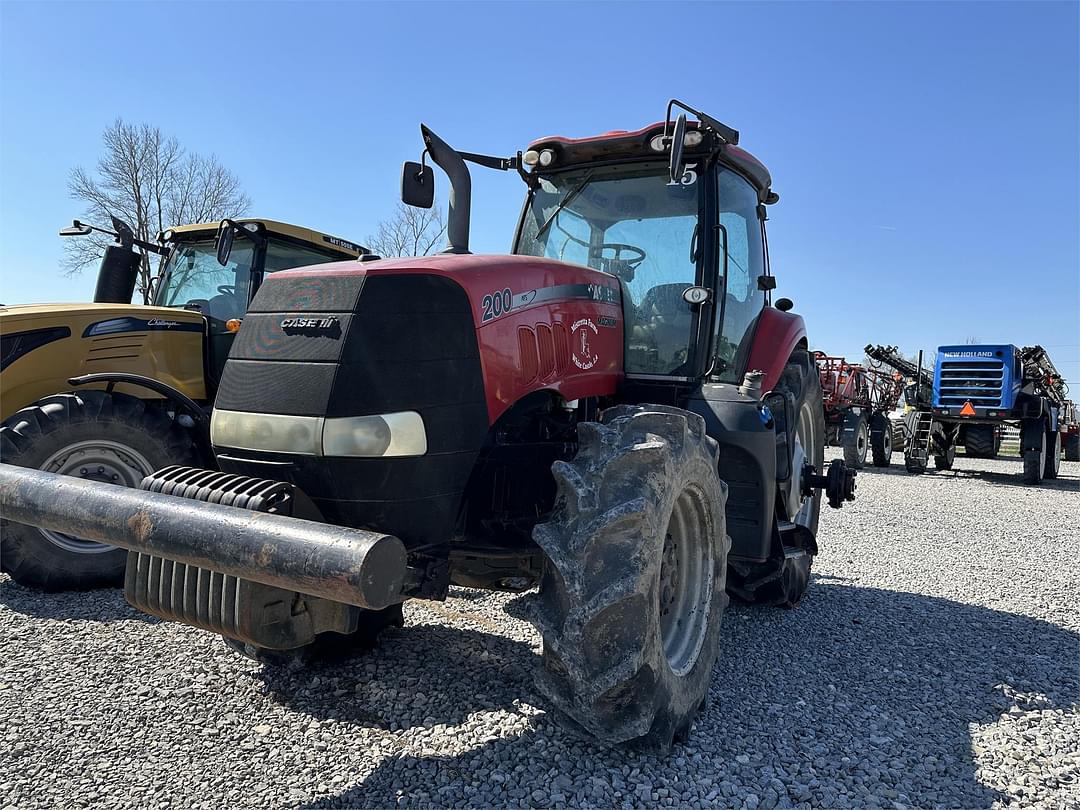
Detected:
left=531, top=404, right=729, bottom=753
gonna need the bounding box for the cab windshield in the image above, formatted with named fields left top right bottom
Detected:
left=155, top=239, right=255, bottom=322
left=516, top=164, right=702, bottom=375
left=154, top=237, right=347, bottom=321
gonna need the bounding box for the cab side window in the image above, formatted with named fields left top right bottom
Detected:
left=263, top=241, right=346, bottom=273
left=715, top=171, right=766, bottom=381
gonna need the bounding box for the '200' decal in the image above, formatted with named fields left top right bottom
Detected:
left=481, top=288, right=513, bottom=322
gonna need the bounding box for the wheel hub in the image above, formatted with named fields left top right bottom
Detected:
left=657, top=488, right=713, bottom=677
left=39, top=440, right=153, bottom=554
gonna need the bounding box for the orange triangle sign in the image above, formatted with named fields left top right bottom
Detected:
left=959, top=401, right=976, bottom=416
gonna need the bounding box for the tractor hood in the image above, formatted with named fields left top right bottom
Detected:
left=1, top=303, right=208, bottom=421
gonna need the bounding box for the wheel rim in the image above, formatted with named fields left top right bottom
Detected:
left=857, top=420, right=868, bottom=462
left=791, top=400, right=819, bottom=527
left=38, top=440, right=154, bottom=554
left=658, top=486, right=713, bottom=677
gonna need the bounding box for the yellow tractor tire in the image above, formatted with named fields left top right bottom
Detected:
left=0, top=390, right=197, bottom=591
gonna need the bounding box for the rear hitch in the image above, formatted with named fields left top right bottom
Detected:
left=802, top=459, right=857, bottom=509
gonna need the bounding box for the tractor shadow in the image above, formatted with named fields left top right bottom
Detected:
left=245, top=615, right=540, bottom=732
left=0, top=574, right=158, bottom=623
left=287, top=582, right=1078, bottom=809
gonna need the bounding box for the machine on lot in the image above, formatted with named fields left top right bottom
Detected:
left=891, top=343, right=1076, bottom=483
left=814, top=352, right=904, bottom=468
left=0, top=217, right=369, bottom=590
left=0, top=101, right=856, bottom=751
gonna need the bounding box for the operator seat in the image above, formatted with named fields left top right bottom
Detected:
left=632, top=283, right=692, bottom=373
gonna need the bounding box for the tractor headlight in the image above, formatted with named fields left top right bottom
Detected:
left=211, top=410, right=322, bottom=456
left=211, top=410, right=427, bottom=457
left=322, top=412, right=427, bottom=457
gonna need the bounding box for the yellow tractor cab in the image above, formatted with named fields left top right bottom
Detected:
left=154, top=219, right=370, bottom=382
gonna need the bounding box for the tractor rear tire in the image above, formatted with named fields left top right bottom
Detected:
left=726, top=349, right=823, bottom=608
left=963, top=424, right=997, bottom=458
left=841, top=411, right=869, bottom=469
left=1065, top=433, right=1080, bottom=462
left=224, top=603, right=405, bottom=667
left=1044, top=430, right=1061, bottom=480
left=0, top=391, right=197, bottom=591
left=933, top=443, right=956, bottom=471
left=532, top=405, right=729, bottom=753
left=1021, top=420, right=1046, bottom=485
left=869, top=414, right=893, bottom=467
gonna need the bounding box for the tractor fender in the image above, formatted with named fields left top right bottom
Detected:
left=745, top=307, right=808, bottom=393
left=68, top=372, right=209, bottom=429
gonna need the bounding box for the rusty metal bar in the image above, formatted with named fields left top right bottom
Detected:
left=0, top=463, right=406, bottom=610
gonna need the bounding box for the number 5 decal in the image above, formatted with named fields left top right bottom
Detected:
left=667, top=162, right=698, bottom=187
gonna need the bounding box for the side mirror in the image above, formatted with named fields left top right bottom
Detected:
left=401, top=161, right=434, bottom=209
left=59, top=220, right=92, bottom=237
left=668, top=113, right=687, bottom=185
left=215, top=220, right=234, bottom=267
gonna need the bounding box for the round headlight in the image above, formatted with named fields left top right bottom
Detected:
left=683, top=130, right=704, bottom=147
left=523, top=150, right=540, bottom=167
left=649, top=134, right=667, bottom=152
left=538, top=149, right=556, bottom=167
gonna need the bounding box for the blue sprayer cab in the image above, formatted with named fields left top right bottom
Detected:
left=906, top=342, right=1077, bottom=484
left=933, top=345, right=1022, bottom=417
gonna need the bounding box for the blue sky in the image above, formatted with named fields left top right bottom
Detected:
left=2, top=1, right=1077, bottom=382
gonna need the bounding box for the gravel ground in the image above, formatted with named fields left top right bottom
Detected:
left=2, top=450, right=1077, bottom=809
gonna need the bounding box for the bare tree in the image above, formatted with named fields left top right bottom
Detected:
left=366, top=202, right=446, bottom=257
left=66, top=119, right=250, bottom=302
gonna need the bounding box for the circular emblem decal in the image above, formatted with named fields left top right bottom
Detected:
left=571, top=318, right=599, bottom=371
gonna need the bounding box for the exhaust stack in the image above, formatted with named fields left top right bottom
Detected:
left=420, top=124, right=472, bottom=255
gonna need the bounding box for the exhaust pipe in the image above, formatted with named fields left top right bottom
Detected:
left=0, top=463, right=407, bottom=610
left=421, top=124, right=471, bottom=255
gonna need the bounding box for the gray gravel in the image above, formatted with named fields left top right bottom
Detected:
left=2, top=449, right=1077, bottom=809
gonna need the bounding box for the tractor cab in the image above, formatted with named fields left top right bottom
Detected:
left=512, top=115, right=777, bottom=389
left=153, top=219, right=368, bottom=381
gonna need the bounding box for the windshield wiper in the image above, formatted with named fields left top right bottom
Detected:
left=534, top=172, right=594, bottom=241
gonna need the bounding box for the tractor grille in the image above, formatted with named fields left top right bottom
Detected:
left=938, top=359, right=1006, bottom=407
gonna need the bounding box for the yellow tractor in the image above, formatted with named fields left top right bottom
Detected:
left=0, top=216, right=371, bottom=590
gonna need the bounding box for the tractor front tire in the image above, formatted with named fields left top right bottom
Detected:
left=532, top=405, right=729, bottom=753
left=869, top=414, right=894, bottom=467
left=1044, top=429, right=1061, bottom=480
left=726, top=349, right=824, bottom=608
left=1021, top=419, right=1046, bottom=485
left=0, top=391, right=197, bottom=591
left=841, top=411, right=869, bottom=469
left=904, top=453, right=927, bottom=475
left=933, top=443, right=956, bottom=471
left=224, top=603, right=405, bottom=667
left=1065, top=433, right=1080, bottom=462
left=963, top=424, right=997, bottom=458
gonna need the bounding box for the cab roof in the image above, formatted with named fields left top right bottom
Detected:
left=527, top=120, right=775, bottom=203
left=163, top=219, right=366, bottom=257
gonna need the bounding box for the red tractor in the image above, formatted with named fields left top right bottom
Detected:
left=815, top=352, right=905, bottom=468
left=0, top=101, right=856, bottom=752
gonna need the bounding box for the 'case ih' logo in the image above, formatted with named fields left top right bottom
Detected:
left=280, top=317, right=341, bottom=336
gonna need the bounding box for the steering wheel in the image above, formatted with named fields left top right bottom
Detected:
left=591, top=243, right=646, bottom=270
left=554, top=220, right=647, bottom=271
left=217, top=285, right=236, bottom=296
